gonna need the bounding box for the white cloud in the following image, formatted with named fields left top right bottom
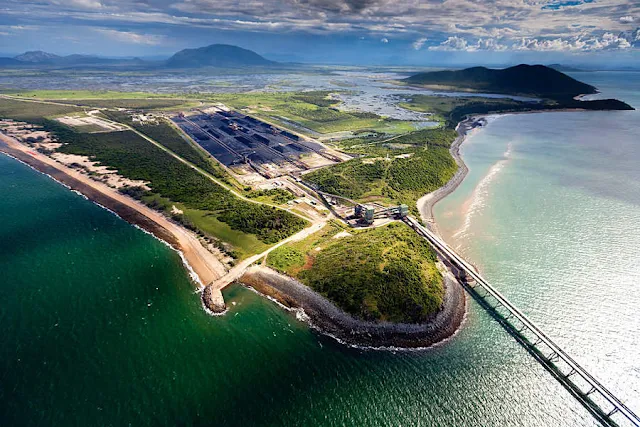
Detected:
left=429, top=36, right=508, bottom=52
left=429, top=32, right=634, bottom=52
left=1, top=0, right=639, bottom=52
left=412, top=37, right=427, bottom=50
left=515, top=33, right=632, bottom=51
left=429, top=36, right=468, bottom=51
left=93, top=28, right=165, bottom=45
left=52, top=0, right=103, bottom=9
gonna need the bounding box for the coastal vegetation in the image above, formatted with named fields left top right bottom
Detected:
left=267, top=222, right=444, bottom=323
left=0, top=97, right=80, bottom=121
left=401, top=94, right=634, bottom=128
left=0, top=95, right=308, bottom=258
left=305, top=127, right=457, bottom=208
left=49, top=123, right=306, bottom=248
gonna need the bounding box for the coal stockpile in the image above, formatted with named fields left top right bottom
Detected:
left=172, top=110, right=319, bottom=172
left=219, top=126, right=235, bottom=135
left=234, top=136, right=255, bottom=148
left=253, top=134, right=270, bottom=144
left=281, top=131, right=300, bottom=141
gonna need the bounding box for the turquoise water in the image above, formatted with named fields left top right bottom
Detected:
left=435, top=71, right=640, bottom=420
left=1, top=71, right=638, bottom=426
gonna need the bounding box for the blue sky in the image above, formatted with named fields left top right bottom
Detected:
left=0, top=0, right=639, bottom=65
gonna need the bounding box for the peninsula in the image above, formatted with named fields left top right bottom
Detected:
left=0, top=61, right=633, bottom=348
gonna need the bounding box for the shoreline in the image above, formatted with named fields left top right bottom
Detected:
left=417, top=116, right=481, bottom=236
left=239, top=265, right=466, bottom=349
left=0, top=133, right=227, bottom=289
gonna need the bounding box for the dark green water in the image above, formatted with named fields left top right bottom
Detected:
left=0, top=154, right=596, bottom=426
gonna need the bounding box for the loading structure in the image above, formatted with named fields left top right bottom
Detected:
left=355, top=203, right=409, bottom=224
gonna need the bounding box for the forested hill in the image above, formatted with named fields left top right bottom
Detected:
left=404, top=64, right=597, bottom=99
left=165, top=44, right=275, bottom=68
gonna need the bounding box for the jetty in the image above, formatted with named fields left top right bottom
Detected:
left=404, top=216, right=640, bottom=427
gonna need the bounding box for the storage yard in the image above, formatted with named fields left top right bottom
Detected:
left=172, top=107, right=342, bottom=178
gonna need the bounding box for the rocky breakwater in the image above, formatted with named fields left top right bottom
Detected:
left=202, top=285, right=226, bottom=314
left=239, top=265, right=466, bottom=348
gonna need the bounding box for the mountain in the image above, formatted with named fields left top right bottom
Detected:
left=404, top=64, right=597, bottom=99
left=0, top=51, right=150, bottom=68
left=0, top=57, right=21, bottom=66
left=548, top=64, right=585, bottom=73
left=14, top=50, right=61, bottom=63
left=165, top=44, right=275, bottom=68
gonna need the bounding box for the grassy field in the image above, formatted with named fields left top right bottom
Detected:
left=0, top=98, right=81, bottom=121
left=59, top=99, right=198, bottom=110
left=267, top=222, right=444, bottom=323
left=2, top=89, right=182, bottom=100
left=3, top=89, right=419, bottom=135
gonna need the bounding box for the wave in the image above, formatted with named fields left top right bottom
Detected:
left=453, top=142, right=513, bottom=241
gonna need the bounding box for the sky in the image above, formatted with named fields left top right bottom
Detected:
left=1, top=0, right=639, bottom=66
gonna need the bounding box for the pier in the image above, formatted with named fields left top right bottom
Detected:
left=404, top=216, right=639, bottom=427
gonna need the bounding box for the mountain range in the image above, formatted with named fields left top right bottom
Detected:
left=0, top=44, right=277, bottom=69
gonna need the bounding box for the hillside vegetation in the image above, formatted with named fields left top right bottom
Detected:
left=404, top=64, right=596, bottom=99
left=267, top=222, right=444, bottom=323
left=305, top=127, right=457, bottom=207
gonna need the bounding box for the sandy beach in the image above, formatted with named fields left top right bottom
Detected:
left=416, top=117, right=482, bottom=236
left=0, top=133, right=227, bottom=287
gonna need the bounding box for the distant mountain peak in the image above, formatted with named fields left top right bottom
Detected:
left=165, top=44, right=275, bottom=68
left=404, top=64, right=597, bottom=99
left=14, top=51, right=61, bottom=63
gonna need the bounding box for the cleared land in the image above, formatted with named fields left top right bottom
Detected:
left=266, top=221, right=444, bottom=323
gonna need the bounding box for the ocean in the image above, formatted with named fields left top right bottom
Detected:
left=1, top=71, right=639, bottom=426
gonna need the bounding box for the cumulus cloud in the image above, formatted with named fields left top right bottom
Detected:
left=429, top=32, right=634, bottom=52
left=1, top=0, right=639, bottom=52
left=93, top=28, right=165, bottom=45
left=380, top=37, right=388, bottom=43
left=429, top=36, right=508, bottom=52
left=412, top=37, right=427, bottom=50
left=52, top=0, right=103, bottom=9
left=429, top=36, right=468, bottom=51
